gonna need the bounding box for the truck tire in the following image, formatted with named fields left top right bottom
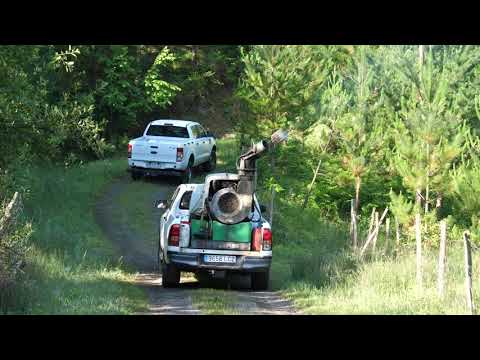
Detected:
left=251, top=270, right=270, bottom=291
left=162, top=263, right=180, bottom=288
left=203, top=150, right=217, bottom=172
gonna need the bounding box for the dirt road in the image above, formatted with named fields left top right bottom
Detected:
left=95, top=175, right=299, bottom=315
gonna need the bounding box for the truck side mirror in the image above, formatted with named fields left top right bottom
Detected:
left=154, top=200, right=168, bottom=209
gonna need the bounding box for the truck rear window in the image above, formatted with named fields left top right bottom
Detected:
left=179, top=191, right=193, bottom=210
left=146, top=125, right=189, bottom=138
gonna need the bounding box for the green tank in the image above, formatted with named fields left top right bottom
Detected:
left=191, top=219, right=252, bottom=243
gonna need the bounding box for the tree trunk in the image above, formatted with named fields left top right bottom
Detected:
left=269, top=187, right=275, bottom=227
left=395, top=217, right=401, bottom=258
left=436, top=196, right=443, bottom=211
left=191, top=45, right=200, bottom=102
left=269, top=152, right=275, bottom=227
left=353, top=176, right=361, bottom=251
left=192, top=45, right=199, bottom=68
left=354, top=176, right=361, bottom=214
left=463, top=231, right=475, bottom=314
left=372, top=211, right=379, bottom=257
left=367, top=207, right=376, bottom=241
left=360, top=207, right=389, bottom=258
left=0, top=192, right=21, bottom=239
left=438, top=220, right=447, bottom=298
left=301, top=158, right=322, bottom=210
left=425, top=184, right=429, bottom=215
left=415, top=213, right=423, bottom=291
left=384, top=217, right=390, bottom=255
left=424, top=142, right=430, bottom=234
left=351, top=199, right=358, bottom=249
left=419, top=45, right=425, bottom=66
left=415, top=189, right=422, bottom=211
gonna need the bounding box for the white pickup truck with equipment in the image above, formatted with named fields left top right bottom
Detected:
left=155, top=129, right=288, bottom=290
left=128, top=119, right=216, bottom=183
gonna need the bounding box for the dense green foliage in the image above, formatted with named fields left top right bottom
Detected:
left=237, top=45, right=480, bottom=247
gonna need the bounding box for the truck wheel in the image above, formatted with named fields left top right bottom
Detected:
left=203, top=150, right=216, bottom=172
left=251, top=270, right=270, bottom=291
left=162, top=263, right=180, bottom=288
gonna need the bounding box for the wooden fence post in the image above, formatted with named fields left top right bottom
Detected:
left=463, top=231, right=475, bottom=315
left=384, top=217, right=390, bottom=255
left=395, top=217, right=400, bottom=258
left=437, top=220, right=447, bottom=298
left=351, top=199, right=358, bottom=249
left=360, top=207, right=376, bottom=252
left=372, top=211, right=379, bottom=256
left=415, top=213, right=423, bottom=290
left=360, top=208, right=389, bottom=258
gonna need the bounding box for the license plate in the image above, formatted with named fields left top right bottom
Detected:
left=204, top=255, right=236, bottom=264
left=148, top=161, right=163, bottom=168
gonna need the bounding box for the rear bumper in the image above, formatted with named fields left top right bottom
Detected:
left=127, top=166, right=184, bottom=177
left=167, top=252, right=272, bottom=273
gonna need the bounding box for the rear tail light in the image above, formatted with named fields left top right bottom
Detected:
left=262, top=228, right=272, bottom=251
left=252, top=228, right=262, bottom=251
left=128, top=144, right=132, bottom=158
left=168, top=224, right=180, bottom=246
left=251, top=227, right=272, bottom=251
left=176, top=148, right=184, bottom=162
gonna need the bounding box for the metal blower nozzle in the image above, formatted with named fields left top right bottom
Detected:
left=270, top=129, right=289, bottom=145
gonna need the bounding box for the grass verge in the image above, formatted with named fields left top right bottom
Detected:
left=281, top=244, right=480, bottom=314
left=7, top=158, right=149, bottom=314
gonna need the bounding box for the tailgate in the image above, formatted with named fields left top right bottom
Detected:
left=132, top=137, right=183, bottom=163
left=189, top=219, right=252, bottom=250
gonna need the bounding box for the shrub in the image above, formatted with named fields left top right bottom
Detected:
left=0, top=192, right=32, bottom=313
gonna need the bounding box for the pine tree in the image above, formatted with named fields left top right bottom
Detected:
left=329, top=46, right=385, bottom=218
left=391, top=46, right=469, bottom=214
left=237, top=45, right=328, bottom=140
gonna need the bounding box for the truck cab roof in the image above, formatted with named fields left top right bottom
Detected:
left=149, top=119, right=199, bottom=128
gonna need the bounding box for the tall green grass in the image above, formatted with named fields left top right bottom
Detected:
left=7, top=158, right=148, bottom=314
left=283, top=246, right=480, bottom=314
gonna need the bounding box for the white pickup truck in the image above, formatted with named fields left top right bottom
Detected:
left=157, top=174, right=272, bottom=290
left=128, top=119, right=216, bottom=183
